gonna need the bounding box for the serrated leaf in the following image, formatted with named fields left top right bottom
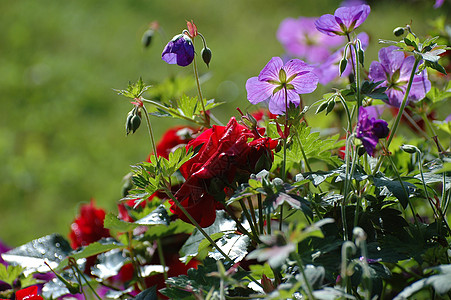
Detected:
left=91, top=249, right=129, bottom=279
left=135, top=205, right=170, bottom=226
left=104, top=213, right=137, bottom=232
left=0, top=264, right=24, bottom=286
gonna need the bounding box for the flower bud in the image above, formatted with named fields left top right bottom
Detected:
left=125, top=107, right=142, bottom=135
left=316, top=101, right=329, bottom=114
left=339, top=58, right=348, bottom=76
left=400, top=144, right=419, bottom=154
left=201, top=47, right=212, bottom=67
left=393, top=27, right=405, bottom=37
left=325, top=98, right=336, bottom=115
left=142, top=29, right=154, bottom=48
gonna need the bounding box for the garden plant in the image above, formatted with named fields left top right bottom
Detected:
left=1, top=1, right=451, bottom=299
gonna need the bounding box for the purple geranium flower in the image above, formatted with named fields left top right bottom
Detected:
left=162, top=33, right=195, bottom=67
left=277, top=17, right=344, bottom=64
left=369, top=46, right=431, bottom=107
left=315, top=4, right=370, bottom=36
left=356, top=106, right=389, bottom=156
left=434, top=0, right=444, bottom=8
left=246, top=57, right=319, bottom=115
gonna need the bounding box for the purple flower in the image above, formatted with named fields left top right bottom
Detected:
left=369, top=46, right=431, bottom=107
left=246, top=57, right=318, bottom=115
left=356, top=106, right=389, bottom=156
left=277, top=17, right=344, bottom=64
left=162, top=34, right=195, bottom=67
left=315, top=4, right=371, bottom=36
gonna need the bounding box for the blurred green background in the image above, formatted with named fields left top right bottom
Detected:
left=1, top=0, right=449, bottom=246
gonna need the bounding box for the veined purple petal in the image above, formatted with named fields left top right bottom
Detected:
left=409, top=70, right=431, bottom=101
left=284, top=59, right=314, bottom=77
left=290, top=71, right=319, bottom=94
left=335, top=4, right=370, bottom=29
left=258, top=57, right=284, bottom=82
left=378, top=46, right=405, bottom=75
left=161, top=34, right=195, bottom=67
left=246, top=77, right=274, bottom=104
left=368, top=61, right=386, bottom=82
left=315, top=14, right=343, bottom=36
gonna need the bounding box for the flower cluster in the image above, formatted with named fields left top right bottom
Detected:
left=172, top=117, right=277, bottom=227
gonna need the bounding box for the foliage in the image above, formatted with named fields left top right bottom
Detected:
left=1, top=2, right=451, bottom=300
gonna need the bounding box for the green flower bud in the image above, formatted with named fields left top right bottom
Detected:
left=130, top=115, right=141, bottom=134
left=316, top=101, right=329, bottom=114
left=325, top=98, right=336, bottom=115
left=125, top=107, right=142, bottom=135
left=400, top=144, right=419, bottom=154
left=393, top=27, right=405, bottom=37
left=339, top=58, right=348, bottom=76
left=142, top=29, right=154, bottom=48
left=201, top=47, right=212, bottom=67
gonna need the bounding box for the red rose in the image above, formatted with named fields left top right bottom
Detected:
left=171, top=117, right=277, bottom=227
left=69, top=199, right=110, bottom=249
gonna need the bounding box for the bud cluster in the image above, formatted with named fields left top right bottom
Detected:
left=125, top=106, right=142, bottom=135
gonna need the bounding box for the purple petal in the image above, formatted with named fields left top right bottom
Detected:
left=258, top=57, right=283, bottom=82
left=409, top=70, right=431, bottom=101
left=378, top=46, right=404, bottom=75
left=315, top=14, right=343, bottom=36
left=246, top=77, right=274, bottom=104
left=268, top=91, right=288, bottom=114
left=386, top=88, right=405, bottom=107
left=335, top=4, right=370, bottom=30
left=368, top=61, right=387, bottom=82
left=284, top=59, right=314, bottom=77
left=290, top=71, right=319, bottom=94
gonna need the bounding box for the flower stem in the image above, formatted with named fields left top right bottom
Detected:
left=386, top=57, right=421, bottom=148
left=192, top=55, right=210, bottom=127
left=239, top=199, right=261, bottom=242
left=141, top=104, right=161, bottom=171
left=258, top=194, right=264, bottom=234
left=156, top=238, right=168, bottom=284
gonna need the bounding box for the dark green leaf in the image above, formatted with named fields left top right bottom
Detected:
left=371, top=176, right=416, bottom=209
left=133, top=286, right=158, bottom=300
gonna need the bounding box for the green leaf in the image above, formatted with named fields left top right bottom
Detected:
left=56, top=238, right=124, bottom=271
left=371, top=176, right=416, bottom=209
left=180, top=211, right=237, bottom=263
left=133, top=286, right=158, bottom=300
left=114, top=77, right=150, bottom=99
left=0, top=264, right=24, bottom=286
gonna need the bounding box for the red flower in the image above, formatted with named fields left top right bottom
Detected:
left=172, top=117, right=277, bottom=227
left=69, top=199, right=110, bottom=249
left=155, top=126, right=197, bottom=160
left=15, top=286, right=43, bottom=300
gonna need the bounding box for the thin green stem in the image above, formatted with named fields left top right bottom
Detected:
left=156, top=238, right=168, bottom=284
left=246, top=197, right=259, bottom=234
left=141, top=105, right=161, bottom=172
left=386, top=58, right=421, bottom=148
left=294, top=253, right=316, bottom=300
left=239, top=199, right=260, bottom=242
left=385, top=153, right=419, bottom=225
left=258, top=194, right=264, bottom=234
left=192, top=55, right=210, bottom=127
